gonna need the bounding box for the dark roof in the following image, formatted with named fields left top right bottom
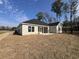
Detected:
left=23, top=19, right=60, bottom=26
left=48, top=22, right=59, bottom=26
left=23, top=19, right=48, bottom=25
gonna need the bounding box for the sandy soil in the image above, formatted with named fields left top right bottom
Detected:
left=0, top=33, right=79, bottom=59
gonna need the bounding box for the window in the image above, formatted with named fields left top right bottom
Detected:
left=38, top=26, right=43, bottom=32
left=28, top=26, right=31, bottom=32
left=44, top=27, right=48, bottom=33
left=32, top=27, right=34, bottom=32
left=28, top=26, right=34, bottom=32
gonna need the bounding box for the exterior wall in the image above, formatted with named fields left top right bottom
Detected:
left=49, top=26, right=56, bottom=33
left=22, top=24, right=39, bottom=35
left=56, top=23, right=62, bottom=33
left=21, top=24, right=49, bottom=35
left=38, top=26, right=49, bottom=35
left=49, top=23, right=62, bottom=33
left=16, top=24, right=22, bottom=35
left=17, top=23, right=62, bottom=35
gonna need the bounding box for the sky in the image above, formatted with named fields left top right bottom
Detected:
left=0, top=0, right=55, bottom=27
left=0, top=0, right=79, bottom=27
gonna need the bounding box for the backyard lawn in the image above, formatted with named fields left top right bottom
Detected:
left=0, top=31, right=12, bottom=34
left=0, top=31, right=5, bottom=34
left=0, top=33, right=79, bottom=59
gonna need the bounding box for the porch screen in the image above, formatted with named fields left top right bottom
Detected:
left=44, top=27, right=48, bottom=33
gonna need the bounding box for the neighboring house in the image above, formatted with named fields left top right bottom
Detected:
left=16, top=19, right=62, bottom=35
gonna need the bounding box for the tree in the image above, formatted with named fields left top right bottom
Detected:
left=63, top=20, right=69, bottom=32
left=11, top=27, right=16, bottom=31
left=68, top=0, right=78, bottom=34
left=51, top=0, right=63, bottom=21
left=63, top=3, right=69, bottom=21
left=36, top=12, right=45, bottom=21
left=43, top=12, right=53, bottom=23
left=62, top=0, right=78, bottom=34
left=36, top=12, right=55, bottom=23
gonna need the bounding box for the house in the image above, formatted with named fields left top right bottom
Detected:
left=16, top=19, right=62, bottom=35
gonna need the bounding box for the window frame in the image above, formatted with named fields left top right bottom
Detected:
left=32, top=27, right=34, bottom=32
left=28, top=26, right=31, bottom=32
left=28, top=26, right=34, bottom=32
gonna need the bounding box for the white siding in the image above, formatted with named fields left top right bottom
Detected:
left=49, top=26, right=56, bottom=33
left=17, top=23, right=62, bottom=35
left=22, top=24, right=38, bottom=35
left=56, top=23, right=62, bottom=33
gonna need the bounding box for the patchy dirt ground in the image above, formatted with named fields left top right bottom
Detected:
left=0, top=33, right=79, bottom=59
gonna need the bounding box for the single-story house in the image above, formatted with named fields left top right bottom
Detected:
left=16, top=19, right=62, bottom=35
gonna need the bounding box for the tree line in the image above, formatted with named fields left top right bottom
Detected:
left=0, top=26, right=16, bottom=31
left=2, top=0, right=78, bottom=33
left=36, top=0, right=79, bottom=34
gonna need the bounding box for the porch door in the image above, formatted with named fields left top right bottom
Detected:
left=38, top=26, right=48, bottom=34
left=43, top=27, right=48, bottom=33
left=38, top=26, right=43, bottom=34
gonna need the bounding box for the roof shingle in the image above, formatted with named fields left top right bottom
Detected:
left=23, top=19, right=59, bottom=26
left=48, top=22, right=59, bottom=26
left=23, top=19, right=48, bottom=25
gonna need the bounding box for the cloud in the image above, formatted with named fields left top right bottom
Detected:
left=76, top=0, right=79, bottom=16
left=15, top=11, right=29, bottom=22
left=3, top=0, right=13, bottom=11
left=0, top=0, right=3, bottom=4
left=0, top=17, right=16, bottom=27
left=16, top=15, right=29, bottom=22
left=0, top=10, right=4, bottom=13
left=0, top=0, right=29, bottom=23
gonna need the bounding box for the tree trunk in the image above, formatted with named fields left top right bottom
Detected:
left=70, top=11, right=73, bottom=34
